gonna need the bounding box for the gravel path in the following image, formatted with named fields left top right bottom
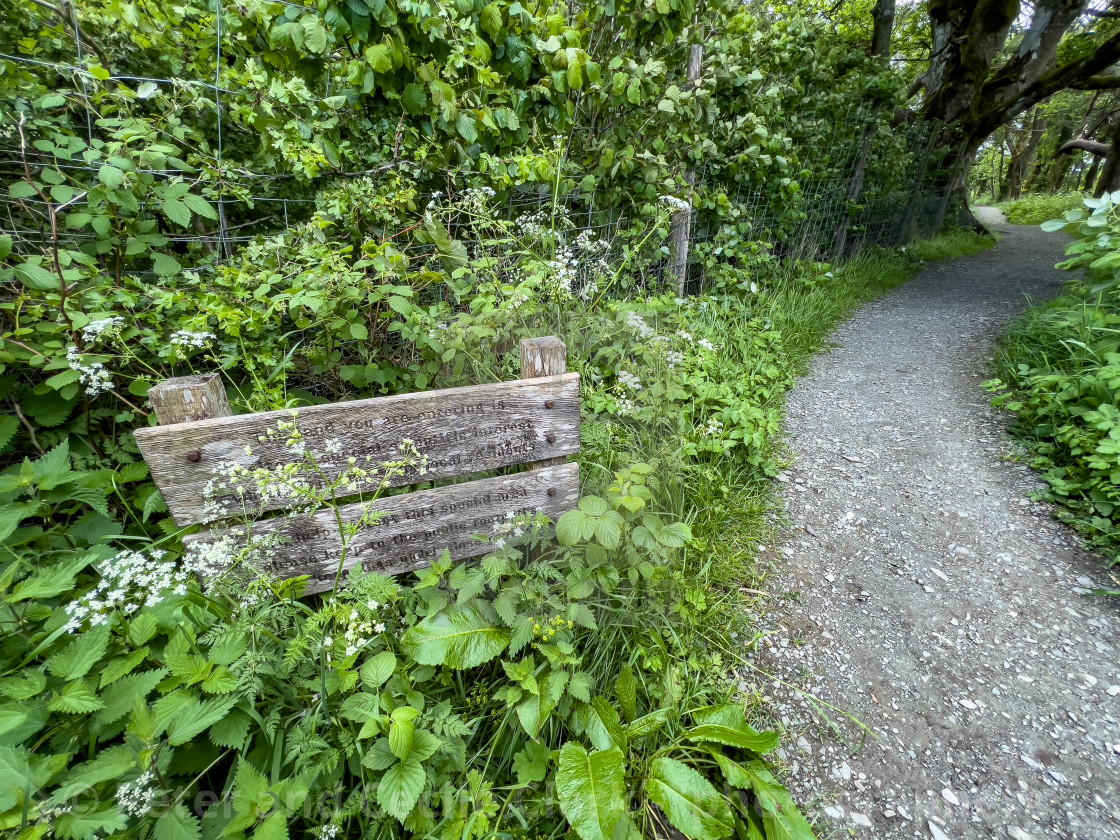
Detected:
left=753, top=210, right=1120, bottom=839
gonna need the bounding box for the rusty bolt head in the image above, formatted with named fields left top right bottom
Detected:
left=186, top=450, right=201, bottom=462
left=547, top=488, right=557, bottom=497
left=546, top=434, right=556, bottom=444
left=545, top=400, right=555, bottom=409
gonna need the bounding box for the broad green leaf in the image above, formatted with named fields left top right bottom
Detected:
left=165, top=695, right=237, bottom=745
left=365, top=43, right=393, bottom=72
left=400, top=605, right=510, bottom=669
left=181, top=192, right=218, bottom=220
left=8, top=180, right=37, bottom=199
left=154, top=804, right=202, bottom=840
left=94, top=668, right=168, bottom=728
left=480, top=3, right=502, bottom=36
left=255, top=810, right=290, bottom=840
left=686, top=705, right=779, bottom=754
left=0, top=233, right=11, bottom=259
left=49, top=625, right=110, bottom=681
left=0, top=745, right=31, bottom=812
left=209, top=709, right=252, bottom=750
left=0, top=703, right=47, bottom=746
left=713, top=756, right=814, bottom=840
left=585, top=697, right=627, bottom=752
left=162, top=198, right=191, bottom=227
left=15, top=262, right=60, bottom=291
left=49, top=679, right=104, bottom=714
left=402, top=83, right=428, bottom=115
left=152, top=252, right=181, bottom=276
left=645, top=757, right=733, bottom=840
left=377, top=757, right=425, bottom=822
left=11, top=556, right=90, bottom=601
left=556, top=743, right=625, bottom=840
left=98, top=164, right=125, bottom=188
left=361, top=651, right=397, bottom=688
left=625, top=708, right=670, bottom=740
left=513, top=740, right=550, bottom=785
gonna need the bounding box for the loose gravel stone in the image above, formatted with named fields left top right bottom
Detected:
left=749, top=211, right=1120, bottom=839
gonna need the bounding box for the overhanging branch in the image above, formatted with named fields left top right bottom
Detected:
left=1058, top=138, right=1110, bottom=156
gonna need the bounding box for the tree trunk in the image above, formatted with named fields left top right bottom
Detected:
left=1095, top=117, right=1120, bottom=196
left=1004, top=113, right=1047, bottom=199
left=871, top=0, right=895, bottom=58
left=1084, top=156, right=1102, bottom=191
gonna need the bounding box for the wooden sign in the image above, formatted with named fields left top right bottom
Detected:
left=182, top=464, right=579, bottom=594
left=135, top=338, right=581, bottom=590
left=135, top=373, right=580, bottom=526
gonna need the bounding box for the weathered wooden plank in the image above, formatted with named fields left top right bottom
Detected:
left=183, top=463, right=580, bottom=594
left=134, top=374, right=580, bottom=526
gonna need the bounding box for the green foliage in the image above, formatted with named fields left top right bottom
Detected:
left=1004, top=192, right=1087, bottom=226
left=988, top=193, right=1120, bottom=595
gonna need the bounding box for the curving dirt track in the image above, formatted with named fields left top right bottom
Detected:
left=754, top=209, right=1120, bottom=839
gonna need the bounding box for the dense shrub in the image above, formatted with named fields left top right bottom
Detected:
left=988, top=193, right=1120, bottom=594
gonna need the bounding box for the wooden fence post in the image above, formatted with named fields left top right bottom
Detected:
left=520, top=337, right=569, bottom=469
left=668, top=42, right=704, bottom=296
left=147, top=373, right=232, bottom=425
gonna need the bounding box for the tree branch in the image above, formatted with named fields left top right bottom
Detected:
left=1058, top=138, right=1111, bottom=156
left=1071, top=75, right=1120, bottom=90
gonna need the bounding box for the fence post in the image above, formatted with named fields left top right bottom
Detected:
left=520, top=337, right=569, bottom=469
left=668, top=43, right=704, bottom=297
left=147, top=373, right=232, bottom=425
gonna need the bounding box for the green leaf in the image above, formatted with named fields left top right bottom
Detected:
left=360, top=651, right=397, bottom=688
left=181, top=192, right=218, bottom=220
left=165, top=695, right=237, bottom=745
left=1039, top=219, right=1067, bottom=232
left=0, top=234, right=11, bottom=259
left=154, top=804, right=202, bottom=840
left=152, top=252, right=181, bottom=276
left=302, top=16, right=328, bottom=53
left=377, top=757, right=426, bottom=822
left=556, top=743, right=626, bottom=840
left=400, top=605, right=510, bottom=669
left=15, top=262, right=60, bottom=291
left=513, top=740, right=550, bottom=785
left=49, top=679, right=104, bottom=714
left=8, top=181, right=38, bottom=199
left=625, top=708, right=670, bottom=740
left=162, top=198, right=192, bottom=227
left=11, top=555, right=89, bottom=601
left=94, top=669, right=168, bottom=728
left=98, top=164, right=125, bottom=188
left=365, top=43, right=393, bottom=72
left=645, top=757, right=733, bottom=840
left=209, top=708, right=251, bottom=750
left=713, top=756, right=814, bottom=840
left=49, top=624, right=110, bottom=681
left=255, top=811, right=290, bottom=840
left=686, top=705, right=779, bottom=754
left=456, top=113, right=479, bottom=143
left=585, top=697, right=627, bottom=752
left=402, top=83, right=428, bottom=115
left=0, top=702, right=47, bottom=746
left=0, top=746, right=32, bottom=813
left=480, top=3, right=502, bottom=36
left=389, top=716, right=415, bottom=760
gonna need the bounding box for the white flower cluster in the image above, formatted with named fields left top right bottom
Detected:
left=169, top=330, right=215, bottom=349
left=543, top=244, right=578, bottom=302
left=659, top=194, right=690, bottom=213
left=617, top=371, right=642, bottom=391
left=512, top=208, right=554, bottom=240
left=625, top=311, right=654, bottom=339
left=666, top=349, right=685, bottom=369
left=697, top=338, right=716, bottom=352
left=323, top=600, right=386, bottom=664
left=701, top=417, right=724, bottom=438
left=66, top=346, right=114, bottom=397
left=64, top=548, right=191, bottom=632
left=319, top=826, right=340, bottom=840
left=614, top=394, right=635, bottom=417
left=117, top=771, right=161, bottom=818
left=81, top=316, right=124, bottom=344
left=490, top=509, right=548, bottom=550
